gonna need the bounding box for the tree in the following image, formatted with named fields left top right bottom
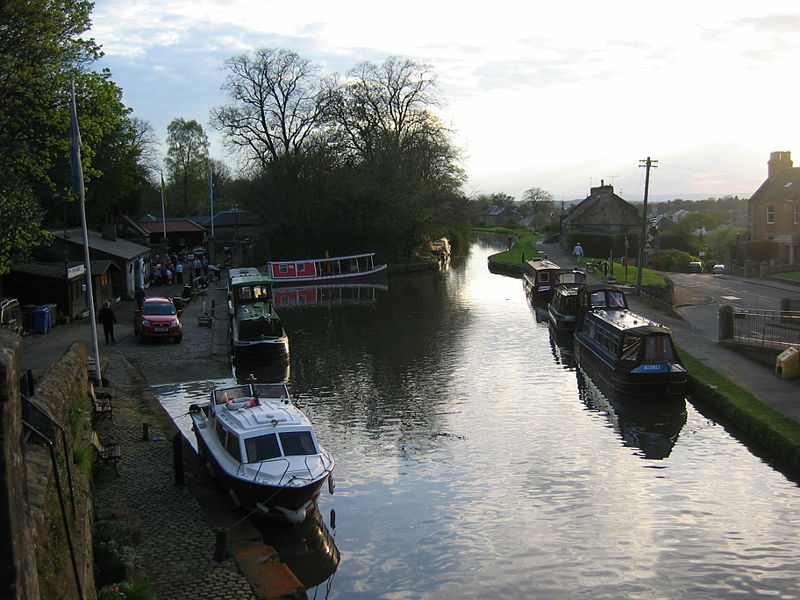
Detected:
left=522, top=187, right=554, bottom=229
left=165, top=118, right=210, bottom=216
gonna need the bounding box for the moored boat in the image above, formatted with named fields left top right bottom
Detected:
left=267, top=253, right=387, bottom=286
left=189, top=381, right=335, bottom=523
left=228, top=270, right=289, bottom=356
left=547, top=269, right=586, bottom=333
left=574, top=285, right=687, bottom=398
left=522, top=257, right=562, bottom=300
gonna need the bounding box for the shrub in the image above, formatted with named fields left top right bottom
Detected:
left=747, top=239, right=779, bottom=262
left=647, top=249, right=697, bottom=272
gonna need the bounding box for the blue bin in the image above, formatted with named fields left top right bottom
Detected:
left=32, top=305, right=51, bottom=334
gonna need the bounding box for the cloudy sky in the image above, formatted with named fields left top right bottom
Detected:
left=90, top=1, right=799, bottom=203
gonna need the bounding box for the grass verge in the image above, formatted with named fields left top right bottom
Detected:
left=681, top=347, right=800, bottom=473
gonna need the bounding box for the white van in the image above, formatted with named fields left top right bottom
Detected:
left=0, top=298, right=23, bottom=335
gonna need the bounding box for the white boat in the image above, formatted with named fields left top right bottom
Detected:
left=189, top=381, right=335, bottom=523
left=266, top=253, right=387, bottom=286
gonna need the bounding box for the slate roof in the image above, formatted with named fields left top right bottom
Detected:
left=12, top=260, right=118, bottom=279
left=137, top=218, right=205, bottom=234
left=51, top=229, right=151, bottom=260
left=750, top=166, right=800, bottom=203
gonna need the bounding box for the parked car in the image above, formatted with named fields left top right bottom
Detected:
left=688, top=261, right=703, bottom=273
left=0, top=298, right=23, bottom=335
left=712, top=264, right=725, bottom=274
left=134, top=297, right=183, bottom=343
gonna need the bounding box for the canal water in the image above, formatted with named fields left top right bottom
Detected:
left=155, top=236, right=800, bottom=599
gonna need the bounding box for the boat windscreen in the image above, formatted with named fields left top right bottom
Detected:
left=279, top=431, right=317, bottom=456
left=643, top=334, right=677, bottom=363
left=214, top=386, right=251, bottom=404
left=245, top=433, right=281, bottom=462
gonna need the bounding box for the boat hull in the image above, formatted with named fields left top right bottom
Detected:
left=192, top=414, right=329, bottom=523
left=270, top=264, right=388, bottom=287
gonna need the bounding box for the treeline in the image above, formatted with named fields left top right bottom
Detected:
left=0, top=2, right=472, bottom=275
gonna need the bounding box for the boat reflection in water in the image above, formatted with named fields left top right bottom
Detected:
left=232, top=352, right=290, bottom=384
left=272, top=282, right=388, bottom=309
left=253, top=506, right=340, bottom=594
left=575, top=365, right=687, bottom=459
left=547, top=325, right=576, bottom=369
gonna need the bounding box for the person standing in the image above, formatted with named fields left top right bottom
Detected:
left=135, top=286, right=147, bottom=309
left=98, top=302, right=117, bottom=344
left=175, top=260, right=184, bottom=284
left=573, top=242, right=584, bottom=264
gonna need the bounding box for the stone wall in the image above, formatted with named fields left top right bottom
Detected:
left=0, top=333, right=96, bottom=600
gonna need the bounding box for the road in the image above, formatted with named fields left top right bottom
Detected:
left=671, top=272, right=800, bottom=342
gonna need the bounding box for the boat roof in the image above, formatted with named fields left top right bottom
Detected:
left=525, top=257, right=561, bottom=271
left=268, top=253, right=377, bottom=265
left=212, top=383, right=312, bottom=434
left=230, top=273, right=275, bottom=287
left=590, top=307, right=672, bottom=336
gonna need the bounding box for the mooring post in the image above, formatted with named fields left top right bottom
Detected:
left=172, top=433, right=184, bottom=486
left=213, top=528, right=227, bottom=562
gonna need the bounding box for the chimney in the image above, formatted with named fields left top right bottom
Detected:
left=768, top=151, right=793, bottom=179
left=101, top=223, right=118, bottom=242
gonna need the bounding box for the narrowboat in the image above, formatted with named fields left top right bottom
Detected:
left=574, top=285, right=687, bottom=398
left=228, top=270, right=289, bottom=356
left=547, top=269, right=586, bottom=333
left=522, top=257, right=562, bottom=300
left=266, top=253, right=387, bottom=286
left=189, top=381, right=335, bottom=524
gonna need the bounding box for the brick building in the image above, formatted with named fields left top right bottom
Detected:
left=748, top=151, right=800, bottom=264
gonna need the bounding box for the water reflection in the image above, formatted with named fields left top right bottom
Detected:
left=253, top=506, right=340, bottom=594
left=273, top=283, right=388, bottom=309
left=548, top=325, right=576, bottom=369
left=232, top=352, right=291, bottom=383
left=575, top=366, right=687, bottom=459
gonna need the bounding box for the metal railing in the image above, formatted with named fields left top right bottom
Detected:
left=721, top=305, right=800, bottom=348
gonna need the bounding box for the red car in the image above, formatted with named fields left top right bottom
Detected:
left=134, top=297, right=183, bottom=343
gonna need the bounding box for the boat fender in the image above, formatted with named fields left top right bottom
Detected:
left=226, top=398, right=258, bottom=410
left=328, top=474, right=335, bottom=494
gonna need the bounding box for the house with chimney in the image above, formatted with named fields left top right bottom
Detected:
left=748, top=151, right=800, bottom=264
left=561, top=181, right=642, bottom=238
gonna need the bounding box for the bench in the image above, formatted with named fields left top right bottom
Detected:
left=89, top=383, right=113, bottom=423
left=90, top=431, right=121, bottom=475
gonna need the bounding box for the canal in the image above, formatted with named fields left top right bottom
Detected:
left=157, top=236, right=800, bottom=599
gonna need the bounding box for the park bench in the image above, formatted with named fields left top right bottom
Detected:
left=89, top=383, right=114, bottom=423
left=90, top=430, right=121, bottom=475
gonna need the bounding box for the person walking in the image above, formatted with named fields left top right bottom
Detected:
left=135, top=286, right=147, bottom=309
left=573, top=242, right=584, bottom=265
left=175, top=261, right=184, bottom=284
left=98, top=302, right=117, bottom=344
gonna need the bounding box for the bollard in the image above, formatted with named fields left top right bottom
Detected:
left=142, top=422, right=150, bottom=441
left=172, top=433, right=185, bottom=486
left=213, top=528, right=227, bottom=562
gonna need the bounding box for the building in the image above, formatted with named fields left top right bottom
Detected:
left=137, top=216, right=206, bottom=251
left=477, top=205, right=523, bottom=227
left=561, top=181, right=642, bottom=238
left=748, top=151, right=800, bottom=264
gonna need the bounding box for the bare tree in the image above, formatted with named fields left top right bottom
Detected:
left=211, top=48, right=327, bottom=168
left=523, top=186, right=554, bottom=229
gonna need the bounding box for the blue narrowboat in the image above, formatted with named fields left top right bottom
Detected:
left=574, top=285, right=687, bottom=398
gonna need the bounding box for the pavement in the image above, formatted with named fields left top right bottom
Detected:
left=538, top=240, right=800, bottom=426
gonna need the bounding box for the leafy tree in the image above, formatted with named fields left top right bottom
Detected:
left=747, top=240, right=779, bottom=262
left=165, top=118, right=210, bottom=216
left=522, top=187, right=554, bottom=229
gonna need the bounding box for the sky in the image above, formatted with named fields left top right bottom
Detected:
left=89, top=0, right=800, bottom=204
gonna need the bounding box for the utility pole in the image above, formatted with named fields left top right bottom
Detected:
left=635, top=156, right=657, bottom=295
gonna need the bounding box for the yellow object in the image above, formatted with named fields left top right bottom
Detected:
left=775, top=347, right=800, bottom=378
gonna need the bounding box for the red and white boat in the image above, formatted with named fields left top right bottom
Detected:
left=267, top=253, right=387, bottom=286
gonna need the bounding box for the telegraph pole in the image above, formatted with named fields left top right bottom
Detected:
left=635, top=156, right=657, bottom=295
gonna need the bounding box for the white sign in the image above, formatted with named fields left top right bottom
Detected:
left=67, top=264, right=85, bottom=279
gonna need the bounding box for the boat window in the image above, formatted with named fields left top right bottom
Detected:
left=215, top=420, right=226, bottom=443
left=244, top=434, right=281, bottom=462
left=540, top=272, right=550, bottom=282
left=297, top=264, right=305, bottom=273
left=590, top=291, right=607, bottom=307
left=643, top=335, right=676, bottom=363
left=215, top=386, right=251, bottom=404
left=279, top=431, right=317, bottom=456
left=608, top=292, right=626, bottom=308
left=279, top=264, right=289, bottom=274
left=240, top=286, right=252, bottom=300
left=621, top=335, right=642, bottom=360
left=225, top=431, right=242, bottom=461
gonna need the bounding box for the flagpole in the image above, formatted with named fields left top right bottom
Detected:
left=209, top=169, right=215, bottom=238
left=69, top=80, right=102, bottom=385
left=160, top=171, right=167, bottom=241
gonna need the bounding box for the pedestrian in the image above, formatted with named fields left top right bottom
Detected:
left=98, top=302, right=117, bottom=344
left=573, top=242, right=584, bottom=264
left=175, top=261, right=184, bottom=284
left=135, top=286, right=147, bottom=309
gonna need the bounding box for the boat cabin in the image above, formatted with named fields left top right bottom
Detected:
left=229, top=275, right=275, bottom=310
left=268, top=253, right=380, bottom=281
left=522, top=257, right=562, bottom=299
left=553, top=269, right=586, bottom=288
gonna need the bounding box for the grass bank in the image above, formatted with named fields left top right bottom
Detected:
left=682, top=348, right=800, bottom=474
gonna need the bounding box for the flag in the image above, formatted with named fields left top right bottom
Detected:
left=160, top=172, right=167, bottom=207
left=69, top=80, right=84, bottom=198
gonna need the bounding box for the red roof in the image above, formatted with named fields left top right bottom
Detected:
left=138, top=219, right=205, bottom=234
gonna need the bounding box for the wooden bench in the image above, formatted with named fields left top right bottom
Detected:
left=90, top=431, right=120, bottom=475
left=89, top=383, right=113, bottom=423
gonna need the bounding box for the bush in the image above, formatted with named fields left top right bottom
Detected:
left=747, top=239, right=779, bottom=262
left=97, top=580, right=155, bottom=600
left=94, top=520, right=140, bottom=588
left=647, top=249, right=697, bottom=272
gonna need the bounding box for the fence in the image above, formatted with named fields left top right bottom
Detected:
left=719, top=304, right=800, bottom=348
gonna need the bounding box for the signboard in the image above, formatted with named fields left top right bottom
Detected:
left=67, top=264, right=85, bottom=279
